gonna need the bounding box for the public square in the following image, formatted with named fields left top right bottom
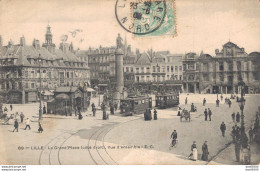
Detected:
left=0, top=93, right=259, bottom=165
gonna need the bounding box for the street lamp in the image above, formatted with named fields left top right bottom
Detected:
left=38, top=54, right=43, bottom=121
left=238, top=80, right=246, bottom=133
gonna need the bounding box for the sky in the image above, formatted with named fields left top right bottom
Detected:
left=0, top=0, right=260, bottom=56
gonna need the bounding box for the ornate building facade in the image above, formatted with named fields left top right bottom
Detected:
left=0, top=25, right=90, bottom=104
left=183, top=42, right=260, bottom=94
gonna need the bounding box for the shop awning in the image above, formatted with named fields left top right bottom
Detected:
left=87, top=88, right=96, bottom=92
left=56, top=93, right=70, bottom=100
left=41, top=90, right=54, bottom=96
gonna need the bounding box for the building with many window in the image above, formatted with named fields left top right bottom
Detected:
left=199, top=42, right=260, bottom=94
left=0, top=25, right=90, bottom=104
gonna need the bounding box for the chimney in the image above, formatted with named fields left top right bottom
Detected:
left=8, top=39, right=13, bottom=47
left=0, top=35, right=2, bottom=47
left=20, top=36, right=26, bottom=46
left=127, top=45, right=131, bottom=55
left=215, top=49, right=219, bottom=54
left=33, top=39, right=40, bottom=50
left=59, top=42, right=69, bottom=53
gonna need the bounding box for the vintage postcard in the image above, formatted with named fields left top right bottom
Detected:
left=0, top=0, right=260, bottom=167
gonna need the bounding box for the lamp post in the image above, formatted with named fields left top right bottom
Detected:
left=238, top=80, right=246, bottom=133
left=38, top=54, right=43, bottom=121
left=156, top=63, right=159, bottom=94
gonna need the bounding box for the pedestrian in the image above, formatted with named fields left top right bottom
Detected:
left=38, top=122, right=43, bottom=133
left=13, top=119, right=19, bottom=132
left=201, top=141, right=209, bottom=161
left=91, top=103, right=95, bottom=111
left=228, top=100, right=232, bottom=108
left=20, top=112, right=24, bottom=123
left=203, top=98, right=206, bottom=106
left=177, top=107, right=181, bottom=116
left=114, top=103, right=118, bottom=111
left=232, top=112, right=235, bottom=122
left=221, top=94, right=223, bottom=101
left=188, top=141, right=198, bottom=161
left=216, top=99, right=220, bottom=107
left=43, top=105, right=46, bottom=114
left=204, top=109, right=208, bottom=121
left=249, top=128, right=254, bottom=143
left=208, top=108, right=212, bottom=121
left=78, top=111, right=83, bottom=120
left=4, top=106, right=8, bottom=112
left=235, top=138, right=241, bottom=162
left=110, top=105, right=114, bottom=115
left=191, top=103, right=195, bottom=112
left=236, top=112, right=240, bottom=123
left=185, top=97, right=188, bottom=105
left=231, top=126, right=236, bottom=143
left=93, top=107, right=96, bottom=117
left=154, top=109, right=157, bottom=120
left=10, top=104, right=13, bottom=111
left=24, top=118, right=31, bottom=130
left=220, top=122, right=226, bottom=137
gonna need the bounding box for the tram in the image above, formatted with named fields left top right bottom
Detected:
left=155, top=93, right=179, bottom=109
left=120, top=95, right=152, bottom=116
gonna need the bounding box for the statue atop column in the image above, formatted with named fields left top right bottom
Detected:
left=116, top=33, right=123, bottom=49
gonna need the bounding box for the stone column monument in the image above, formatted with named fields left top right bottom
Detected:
left=113, top=33, right=124, bottom=104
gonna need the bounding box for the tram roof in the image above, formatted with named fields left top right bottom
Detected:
left=156, top=93, right=178, bottom=97
left=122, top=95, right=151, bottom=100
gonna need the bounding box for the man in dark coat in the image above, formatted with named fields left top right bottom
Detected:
left=203, top=98, right=206, bottom=106
left=13, top=119, right=19, bottom=132
left=201, top=141, right=209, bottom=161
left=220, top=122, right=226, bottom=137
left=208, top=108, right=212, bottom=121
left=216, top=99, right=220, bottom=107
left=204, top=109, right=208, bottom=121
left=20, top=112, right=24, bottom=123
left=249, top=128, right=254, bottom=143
left=231, top=126, right=236, bottom=143
left=110, top=105, right=114, bottom=115
left=43, top=105, right=46, bottom=114
left=228, top=100, right=232, bottom=108
left=235, top=138, right=241, bottom=162
left=236, top=112, right=240, bottom=123
left=92, top=107, right=96, bottom=117
left=154, top=109, right=157, bottom=120
left=10, top=104, right=13, bottom=111
left=232, top=112, right=235, bottom=122
left=185, top=97, right=188, bottom=105
left=4, top=106, right=8, bottom=112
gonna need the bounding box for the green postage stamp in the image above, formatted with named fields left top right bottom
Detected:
left=115, top=0, right=176, bottom=37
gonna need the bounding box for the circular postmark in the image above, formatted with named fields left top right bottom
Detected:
left=115, top=0, right=166, bottom=35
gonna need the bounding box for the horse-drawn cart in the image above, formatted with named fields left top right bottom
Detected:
left=180, top=109, right=191, bottom=122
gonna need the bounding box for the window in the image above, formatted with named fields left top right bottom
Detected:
left=67, top=72, right=70, bottom=78
left=219, top=62, right=224, bottom=71
left=136, top=68, right=139, bottom=73
left=126, top=67, right=129, bottom=72
left=171, top=66, right=174, bottom=72
left=25, top=83, right=28, bottom=88
left=162, top=66, right=165, bottom=72
left=179, top=75, right=182, bottom=80
left=147, top=76, right=150, bottom=81
left=30, top=71, right=35, bottom=78
left=131, top=67, right=133, bottom=72
left=179, top=66, right=182, bottom=71
left=157, top=67, right=160, bottom=72
left=141, top=67, right=144, bottom=73
left=146, top=67, right=150, bottom=73
left=175, top=66, right=178, bottom=72
left=153, top=66, right=156, bottom=72
left=31, top=83, right=35, bottom=89
left=167, top=66, right=169, bottom=72
left=203, top=63, right=209, bottom=72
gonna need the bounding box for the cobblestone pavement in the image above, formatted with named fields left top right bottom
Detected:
left=0, top=94, right=259, bottom=165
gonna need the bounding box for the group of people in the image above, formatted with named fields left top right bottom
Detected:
left=231, top=112, right=241, bottom=123
left=204, top=108, right=213, bottom=121
left=187, top=141, right=209, bottom=161
left=144, top=109, right=157, bottom=121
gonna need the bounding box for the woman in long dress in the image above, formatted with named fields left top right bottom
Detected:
left=188, top=141, right=198, bottom=161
